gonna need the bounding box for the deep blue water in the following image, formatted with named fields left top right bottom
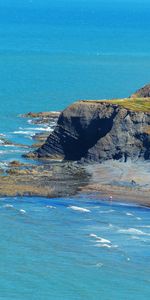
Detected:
left=0, top=1, right=150, bottom=124
left=0, top=1, right=150, bottom=299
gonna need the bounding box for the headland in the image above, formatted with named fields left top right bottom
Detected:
left=0, top=84, right=149, bottom=205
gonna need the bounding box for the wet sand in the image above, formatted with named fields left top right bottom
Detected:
left=80, top=161, right=150, bottom=207
left=0, top=159, right=149, bottom=207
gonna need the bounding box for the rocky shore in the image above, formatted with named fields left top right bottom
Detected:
left=0, top=160, right=89, bottom=198
left=0, top=157, right=149, bottom=206
left=0, top=84, right=150, bottom=205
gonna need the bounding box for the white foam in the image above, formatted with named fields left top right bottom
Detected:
left=99, top=209, right=115, bottom=214
left=69, top=205, right=91, bottom=213
left=27, top=119, right=57, bottom=126
left=24, top=127, right=53, bottom=132
left=95, top=262, right=103, bottom=268
left=0, top=150, right=26, bottom=154
left=90, top=233, right=111, bottom=244
left=4, top=204, right=14, bottom=209
left=13, top=130, right=35, bottom=136
left=0, top=162, right=8, bottom=167
left=27, top=119, right=32, bottom=124
left=118, top=228, right=150, bottom=236
left=126, top=212, right=134, bottom=216
left=19, top=209, right=26, bottom=214
left=3, top=144, right=18, bottom=147
left=34, top=127, right=53, bottom=132
left=46, top=205, right=56, bottom=209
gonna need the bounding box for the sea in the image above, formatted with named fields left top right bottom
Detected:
left=0, top=0, right=150, bottom=299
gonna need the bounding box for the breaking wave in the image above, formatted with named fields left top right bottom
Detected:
left=69, top=206, right=91, bottom=213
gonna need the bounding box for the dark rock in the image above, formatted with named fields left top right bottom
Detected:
left=21, top=111, right=60, bottom=119
left=33, top=100, right=150, bottom=162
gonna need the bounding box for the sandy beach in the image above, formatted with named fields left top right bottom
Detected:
left=80, top=160, right=150, bottom=207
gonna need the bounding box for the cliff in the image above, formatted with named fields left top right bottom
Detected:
left=33, top=94, right=150, bottom=163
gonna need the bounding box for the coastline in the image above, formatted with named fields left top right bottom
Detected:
left=80, top=161, right=150, bottom=207
left=0, top=110, right=149, bottom=208
left=79, top=184, right=150, bottom=208
left=0, top=159, right=149, bottom=207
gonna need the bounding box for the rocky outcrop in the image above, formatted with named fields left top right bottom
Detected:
left=131, top=83, right=150, bottom=98
left=33, top=100, right=150, bottom=162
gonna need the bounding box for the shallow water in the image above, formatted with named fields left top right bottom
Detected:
left=0, top=196, right=149, bottom=299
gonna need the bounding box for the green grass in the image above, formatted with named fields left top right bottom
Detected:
left=108, top=98, right=150, bottom=112
left=81, top=98, right=150, bottom=112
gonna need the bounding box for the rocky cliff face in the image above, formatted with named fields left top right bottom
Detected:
left=35, top=100, right=150, bottom=162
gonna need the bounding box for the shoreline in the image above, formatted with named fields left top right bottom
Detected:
left=0, top=111, right=149, bottom=208
left=79, top=185, right=150, bottom=208
left=80, top=161, right=150, bottom=207
left=0, top=159, right=149, bottom=208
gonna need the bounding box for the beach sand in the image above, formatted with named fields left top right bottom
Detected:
left=80, top=160, right=150, bottom=207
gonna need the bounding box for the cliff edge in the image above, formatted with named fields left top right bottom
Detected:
left=32, top=87, right=150, bottom=162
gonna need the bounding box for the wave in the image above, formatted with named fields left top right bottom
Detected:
left=126, top=212, right=134, bottom=216
left=69, top=205, right=91, bottom=213
left=90, top=233, right=111, bottom=244
left=99, top=209, right=115, bottom=214
left=27, top=119, right=33, bottom=124
left=3, top=144, right=19, bottom=147
left=0, top=161, right=8, bottom=167
left=13, top=126, right=53, bottom=136
left=33, top=127, right=53, bottom=132
left=95, top=243, right=118, bottom=249
left=23, top=126, right=53, bottom=132
left=3, top=204, right=14, bottom=209
left=0, top=149, right=26, bottom=154
left=13, top=130, right=35, bottom=136
left=95, top=262, right=103, bottom=268
left=46, top=205, right=56, bottom=209
left=3, top=205, right=26, bottom=215
left=118, top=228, right=150, bottom=236
left=19, top=209, right=26, bottom=214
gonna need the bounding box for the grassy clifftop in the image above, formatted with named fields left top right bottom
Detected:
left=107, top=97, right=150, bottom=112
left=81, top=97, right=150, bottom=112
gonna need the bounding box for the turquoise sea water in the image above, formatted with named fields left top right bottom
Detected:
left=0, top=1, right=150, bottom=299
left=0, top=197, right=150, bottom=299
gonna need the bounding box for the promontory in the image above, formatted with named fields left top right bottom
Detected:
left=29, top=84, right=150, bottom=162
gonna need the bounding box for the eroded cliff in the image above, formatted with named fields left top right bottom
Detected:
left=34, top=98, right=150, bottom=162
